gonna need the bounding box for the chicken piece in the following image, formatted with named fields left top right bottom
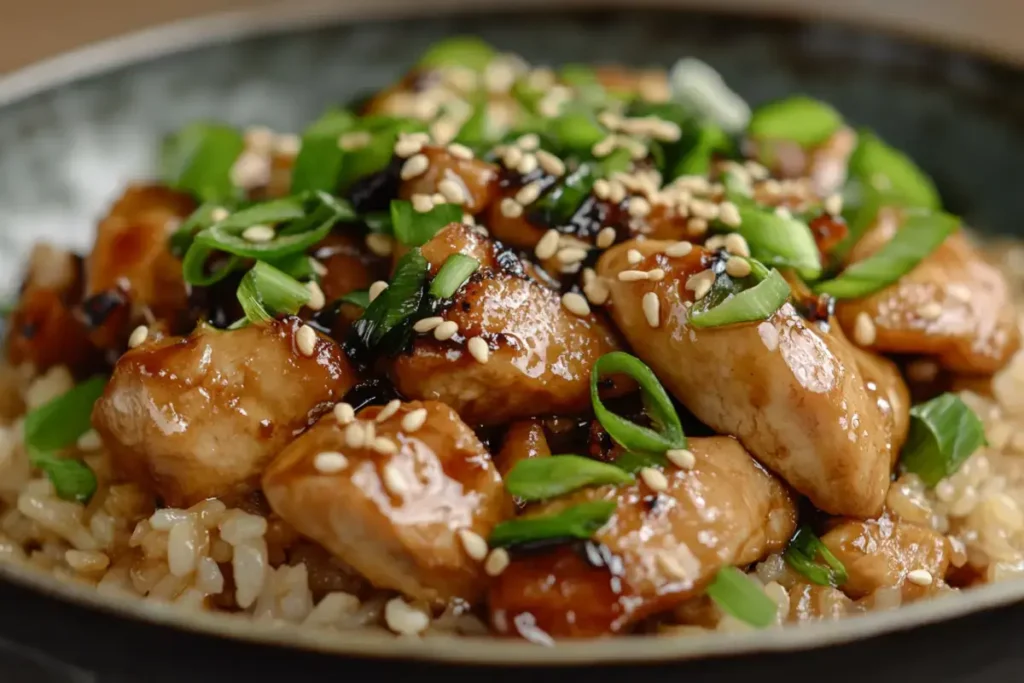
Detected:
left=263, top=400, right=510, bottom=603
left=597, top=239, right=909, bottom=517
left=745, top=126, right=856, bottom=197
left=594, top=66, right=669, bottom=102
left=311, top=233, right=388, bottom=334
left=92, top=318, right=356, bottom=507
left=399, top=145, right=499, bottom=214
left=821, top=515, right=950, bottom=601
left=836, top=213, right=1020, bottom=374
left=787, top=583, right=855, bottom=622
left=390, top=223, right=622, bottom=424
left=495, top=420, right=551, bottom=478
left=488, top=436, right=797, bottom=639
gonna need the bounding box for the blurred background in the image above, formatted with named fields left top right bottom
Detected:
left=3, top=0, right=1024, bottom=74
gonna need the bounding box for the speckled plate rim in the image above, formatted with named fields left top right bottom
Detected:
left=2, top=0, right=1024, bottom=665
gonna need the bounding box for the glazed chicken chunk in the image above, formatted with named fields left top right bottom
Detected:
left=92, top=318, right=356, bottom=507
left=488, top=437, right=797, bottom=639
left=597, top=239, right=910, bottom=518
left=263, top=400, right=511, bottom=603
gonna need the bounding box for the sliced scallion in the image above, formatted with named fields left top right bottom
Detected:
left=337, top=116, right=427, bottom=190
left=747, top=96, right=843, bottom=146
left=900, top=393, right=986, bottom=487
left=849, top=130, right=940, bottom=210
left=669, top=58, right=751, bottom=134
left=783, top=526, right=848, bottom=587
left=547, top=108, right=606, bottom=155
left=291, top=108, right=356, bottom=194
left=689, top=262, right=791, bottom=329
left=504, top=455, right=634, bottom=501
left=28, top=451, right=97, bottom=504
left=351, top=248, right=429, bottom=350
left=391, top=199, right=464, bottom=247
left=430, top=254, right=480, bottom=299
left=418, top=37, right=496, bottom=72
left=672, top=121, right=731, bottom=177
left=161, top=122, right=244, bottom=202
left=455, top=101, right=491, bottom=149
left=169, top=202, right=230, bottom=257
left=338, top=290, right=370, bottom=309
left=732, top=207, right=822, bottom=280
left=706, top=566, right=777, bottom=629
left=488, top=500, right=617, bottom=549
left=236, top=261, right=311, bottom=324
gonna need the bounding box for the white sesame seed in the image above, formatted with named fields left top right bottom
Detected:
left=724, top=233, right=751, bottom=258
left=438, top=178, right=467, bottom=205
left=593, top=179, right=612, bottom=201
left=401, top=408, right=428, bottom=433
left=535, top=149, right=566, bottom=177
left=640, top=467, right=669, bottom=492
left=664, top=241, right=693, bottom=258
left=76, top=430, right=102, bottom=452
left=535, top=229, right=560, bottom=260
left=627, top=249, right=643, bottom=266
left=447, top=142, right=474, bottom=160
left=918, top=302, right=943, bottom=320
left=500, top=197, right=524, bottom=218
left=646, top=268, right=666, bottom=282
left=775, top=206, right=793, bottom=220
left=557, top=247, right=589, bottom=265
left=628, top=196, right=652, bottom=218
left=296, top=324, right=317, bottom=357
left=363, top=420, right=377, bottom=443
left=725, top=257, right=752, bottom=278
left=314, top=452, right=349, bottom=474
left=561, top=292, right=591, bottom=317
left=592, top=135, right=619, bottom=158
left=430, top=118, right=459, bottom=146
left=502, top=146, right=524, bottom=169
left=458, top=529, right=490, bottom=561
left=382, top=463, right=408, bottom=497
left=517, top=153, right=539, bottom=175
left=242, top=224, right=275, bottom=243
left=211, top=207, right=230, bottom=222
left=345, top=422, right=366, bottom=449
left=413, top=316, right=444, bottom=333
left=384, top=598, right=429, bottom=636
left=656, top=551, right=691, bottom=581
left=689, top=199, right=719, bottom=221
left=706, top=235, right=727, bottom=251
left=947, top=283, right=972, bottom=302
left=431, top=192, right=447, bottom=206
left=584, top=279, right=611, bottom=306
left=745, top=161, right=770, bottom=180
left=906, top=569, right=933, bottom=587
left=596, top=227, right=617, bottom=249
left=400, top=153, right=430, bottom=180
left=393, top=137, right=424, bottom=158
left=333, top=402, right=355, bottom=425
left=719, top=201, right=742, bottom=227
left=688, top=218, right=709, bottom=236
left=467, top=337, right=490, bottom=364
left=854, top=312, right=877, bottom=346
left=618, top=270, right=649, bottom=282
left=305, top=281, right=326, bottom=311
left=642, top=292, right=661, bottom=328
left=484, top=548, right=511, bottom=576
left=365, top=233, right=394, bottom=257
left=373, top=437, right=398, bottom=455
left=686, top=270, right=716, bottom=301
left=368, top=280, right=389, bottom=302
left=608, top=181, right=627, bottom=204
left=433, top=320, right=459, bottom=341
left=310, top=258, right=328, bottom=277
left=517, top=133, right=540, bottom=151
left=666, top=448, right=697, bottom=470
left=128, top=325, right=149, bottom=349
left=411, top=193, right=435, bottom=213
left=376, top=399, right=402, bottom=423
left=515, top=182, right=543, bottom=206
left=824, top=193, right=844, bottom=216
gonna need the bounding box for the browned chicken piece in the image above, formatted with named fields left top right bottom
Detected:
left=594, top=66, right=670, bottom=102
left=596, top=239, right=910, bottom=518
left=263, top=400, right=510, bottom=603
left=390, top=223, right=622, bottom=424
left=6, top=244, right=95, bottom=372
left=311, top=233, right=388, bottom=334
left=399, top=145, right=499, bottom=215
left=836, top=212, right=1020, bottom=374
left=488, top=436, right=797, bottom=640
left=745, top=126, right=856, bottom=197
left=92, top=318, right=356, bottom=507
left=787, top=583, right=855, bottom=622
left=84, top=184, right=196, bottom=348
left=495, top=420, right=551, bottom=478
left=821, top=515, right=950, bottom=600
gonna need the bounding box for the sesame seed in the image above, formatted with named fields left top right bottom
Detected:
left=382, top=464, right=408, bottom=496
left=346, top=422, right=367, bottom=449
left=557, top=247, right=589, bottom=265
left=411, top=193, right=435, bottom=213
left=686, top=270, right=716, bottom=301
left=365, top=233, right=394, bottom=257
left=273, top=133, right=301, bottom=156
left=706, top=235, right=727, bottom=251
left=339, top=130, right=372, bottom=151
left=333, top=402, right=355, bottom=425
left=584, top=279, right=610, bottom=306
left=534, top=229, right=560, bottom=260
left=484, top=548, right=511, bottom=576
left=384, top=598, right=430, bottom=636
left=643, top=292, right=660, bottom=328
left=656, top=551, right=691, bottom=581
left=314, top=452, right=349, bottom=474
left=640, top=467, right=669, bottom=492
left=775, top=206, right=793, bottom=220
left=76, top=430, right=102, bottom=452
left=463, top=213, right=476, bottom=226
left=598, top=111, right=622, bottom=129
left=458, top=529, right=490, bottom=561
left=376, top=399, right=401, bottom=423
left=918, top=302, right=943, bottom=320
left=305, top=281, right=326, bottom=311
left=500, top=197, right=524, bottom=218
left=431, top=118, right=459, bottom=146
left=689, top=199, right=719, bottom=221
left=211, top=207, right=230, bottom=222
left=431, top=192, right=447, bottom=205
left=502, top=146, right=524, bottom=169
left=618, top=270, right=649, bottom=282
left=596, top=227, right=617, bottom=249
left=413, top=316, right=444, bottom=333
left=310, top=258, right=328, bottom=277
left=667, top=448, right=696, bottom=470
left=517, top=133, right=540, bottom=151
left=725, top=257, right=752, bottom=278
left=296, top=324, right=317, bottom=357
left=608, top=181, right=627, bottom=204
left=400, top=153, right=430, bottom=180
left=593, top=179, right=611, bottom=201
left=401, top=408, right=428, bottom=433
left=664, top=241, right=693, bottom=258
left=628, top=196, right=652, bottom=218
left=368, top=280, right=389, bottom=302
left=242, top=224, right=275, bottom=243
left=824, top=193, right=844, bottom=216
left=363, top=420, right=377, bottom=443
left=517, top=154, right=539, bottom=175
left=433, top=320, right=459, bottom=341
left=854, top=312, right=877, bottom=346
left=652, top=120, right=682, bottom=142
left=373, top=437, right=398, bottom=455
left=515, top=182, right=543, bottom=206
left=906, top=569, right=933, bottom=587
left=647, top=268, right=666, bottom=281
left=447, top=142, right=474, bottom=160
left=687, top=218, right=709, bottom=236
left=438, top=178, right=466, bottom=205
left=724, top=233, right=751, bottom=258
left=745, top=161, right=770, bottom=180
left=719, top=201, right=742, bottom=227
left=393, top=137, right=424, bottom=158
left=535, top=149, right=566, bottom=177
left=560, top=292, right=592, bottom=317
left=627, top=249, right=643, bottom=265
left=467, top=337, right=490, bottom=364
left=128, top=325, right=149, bottom=349
left=947, top=283, right=972, bottom=302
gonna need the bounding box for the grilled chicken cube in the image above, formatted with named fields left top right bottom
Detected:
left=92, top=318, right=356, bottom=507
left=389, top=224, right=622, bottom=424
left=596, top=239, right=910, bottom=517
left=488, top=436, right=796, bottom=640
left=262, top=400, right=510, bottom=603
left=836, top=211, right=1020, bottom=374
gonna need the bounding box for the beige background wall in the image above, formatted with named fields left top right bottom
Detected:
left=2, top=0, right=1023, bottom=75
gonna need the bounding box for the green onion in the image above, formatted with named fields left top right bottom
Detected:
left=363, top=211, right=394, bottom=235
left=265, top=253, right=318, bottom=282
left=900, top=393, right=986, bottom=487
left=391, top=199, right=464, bottom=247
left=814, top=210, right=959, bottom=299
left=590, top=352, right=685, bottom=456
left=547, top=107, right=606, bottom=155
left=291, top=109, right=356, bottom=194
left=504, top=455, right=634, bottom=501
left=181, top=245, right=243, bottom=287
left=418, top=36, right=496, bottom=72
left=598, top=147, right=633, bottom=177
left=706, top=566, right=777, bottom=628
left=849, top=130, right=940, bottom=210
left=338, top=290, right=370, bottom=309
left=671, top=121, right=731, bottom=177
left=352, top=248, right=429, bottom=349
left=558, top=64, right=607, bottom=105
left=747, top=96, right=843, bottom=146
left=732, top=207, right=822, bottom=280
left=337, top=116, right=427, bottom=190
left=455, top=101, right=491, bottom=149
left=430, top=254, right=480, bottom=298
left=28, top=452, right=97, bottom=504
left=689, top=263, right=791, bottom=329
left=488, top=500, right=617, bottom=549
left=783, top=526, right=848, bottom=587
left=669, top=57, right=751, bottom=134
left=161, top=122, right=244, bottom=202
left=532, top=163, right=594, bottom=225
left=236, top=261, right=311, bottom=324
left=169, top=202, right=230, bottom=257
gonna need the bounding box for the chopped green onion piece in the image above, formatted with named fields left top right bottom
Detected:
left=181, top=244, right=243, bottom=287
left=783, top=526, right=848, bottom=587
left=598, top=147, right=633, bottom=177
left=488, top=500, right=617, bottom=549
left=504, top=455, right=634, bottom=501
left=731, top=206, right=822, bottom=280
left=901, top=393, right=986, bottom=487
left=29, top=451, right=97, bottom=504
left=689, top=263, right=791, bottom=329
left=669, top=58, right=751, bottom=134
left=558, top=64, right=607, bottom=105
left=814, top=210, right=959, bottom=299
left=849, top=130, right=940, bottom=210
left=363, top=211, right=394, bottom=235
left=337, top=116, right=427, bottom=190
left=430, top=254, right=480, bottom=298
left=418, top=37, right=496, bottom=72
left=532, top=163, right=594, bottom=225
left=24, top=377, right=107, bottom=453
left=352, top=248, right=429, bottom=349
left=391, top=199, right=464, bottom=247
left=547, top=108, right=606, bottom=154
left=169, top=202, right=229, bottom=257
left=338, top=290, right=370, bottom=309
left=291, top=108, right=356, bottom=194
left=590, top=352, right=686, bottom=456
left=455, top=101, right=491, bottom=149
left=161, top=122, right=244, bottom=202
left=236, top=261, right=311, bottom=324
left=747, top=96, right=843, bottom=146
left=672, top=122, right=731, bottom=177
left=265, top=253, right=318, bottom=282
left=706, top=567, right=777, bottom=628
